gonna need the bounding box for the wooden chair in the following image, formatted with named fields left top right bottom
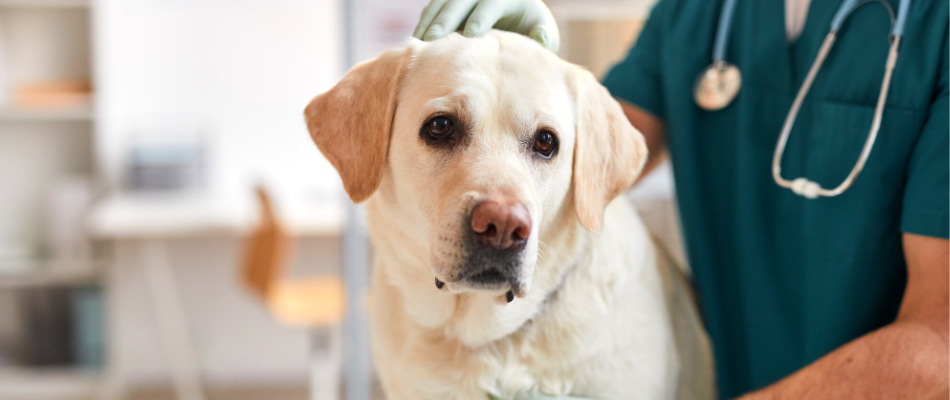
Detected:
left=239, top=187, right=345, bottom=400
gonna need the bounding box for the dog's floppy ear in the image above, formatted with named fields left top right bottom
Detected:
left=570, top=68, right=648, bottom=232
left=304, top=47, right=412, bottom=203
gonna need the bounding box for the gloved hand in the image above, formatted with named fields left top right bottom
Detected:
left=412, top=0, right=560, bottom=53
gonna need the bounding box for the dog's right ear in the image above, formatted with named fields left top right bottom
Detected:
left=304, top=47, right=412, bottom=203
left=570, top=67, right=648, bottom=232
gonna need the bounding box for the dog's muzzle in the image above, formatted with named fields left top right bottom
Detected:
left=444, top=200, right=532, bottom=301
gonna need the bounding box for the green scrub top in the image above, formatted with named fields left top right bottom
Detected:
left=602, top=0, right=949, bottom=398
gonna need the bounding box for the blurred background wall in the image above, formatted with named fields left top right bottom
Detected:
left=95, top=0, right=343, bottom=202
left=0, top=1, right=671, bottom=399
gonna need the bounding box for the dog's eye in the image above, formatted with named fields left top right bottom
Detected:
left=425, top=116, right=454, bottom=139
left=533, top=130, right=558, bottom=158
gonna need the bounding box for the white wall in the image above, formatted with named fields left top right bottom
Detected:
left=94, top=0, right=344, bottom=200
left=349, top=0, right=429, bottom=64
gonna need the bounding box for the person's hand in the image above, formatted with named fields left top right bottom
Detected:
left=413, top=0, right=560, bottom=53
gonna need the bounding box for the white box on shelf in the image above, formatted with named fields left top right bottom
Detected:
left=45, top=175, right=93, bottom=264
left=0, top=243, right=35, bottom=274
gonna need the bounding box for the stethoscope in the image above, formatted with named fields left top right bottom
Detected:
left=693, top=0, right=911, bottom=199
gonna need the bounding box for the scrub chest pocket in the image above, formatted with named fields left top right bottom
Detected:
left=783, top=99, right=926, bottom=263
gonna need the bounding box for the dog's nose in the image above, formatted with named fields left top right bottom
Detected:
left=471, top=201, right=531, bottom=250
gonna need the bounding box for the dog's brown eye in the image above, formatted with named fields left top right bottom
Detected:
left=533, top=130, right=558, bottom=158
left=426, top=116, right=453, bottom=139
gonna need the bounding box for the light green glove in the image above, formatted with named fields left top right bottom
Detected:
left=412, top=0, right=560, bottom=53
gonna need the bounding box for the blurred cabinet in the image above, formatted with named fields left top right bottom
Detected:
left=550, top=0, right=657, bottom=79
left=562, top=19, right=644, bottom=79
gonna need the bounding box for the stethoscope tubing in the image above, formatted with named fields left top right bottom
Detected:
left=771, top=33, right=901, bottom=198
left=772, top=0, right=904, bottom=198
left=704, top=0, right=911, bottom=199
left=712, top=0, right=738, bottom=63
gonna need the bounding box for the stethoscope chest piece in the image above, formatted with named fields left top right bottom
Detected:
left=694, top=61, right=742, bottom=111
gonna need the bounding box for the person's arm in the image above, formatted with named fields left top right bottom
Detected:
left=739, top=233, right=949, bottom=400
left=619, top=100, right=667, bottom=180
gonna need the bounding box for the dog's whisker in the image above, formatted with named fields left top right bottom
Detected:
left=536, top=240, right=554, bottom=264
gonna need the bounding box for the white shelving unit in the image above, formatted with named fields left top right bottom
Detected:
left=0, top=1, right=101, bottom=398
left=0, top=260, right=103, bottom=289
left=0, top=0, right=96, bottom=256
left=0, top=368, right=100, bottom=400
left=0, top=104, right=92, bottom=121
left=0, top=0, right=89, bottom=8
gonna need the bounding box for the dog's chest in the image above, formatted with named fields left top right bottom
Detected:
left=469, top=277, right=674, bottom=399
left=475, top=320, right=606, bottom=397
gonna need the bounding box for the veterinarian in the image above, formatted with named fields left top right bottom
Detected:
left=414, top=0, right=949, bottom=399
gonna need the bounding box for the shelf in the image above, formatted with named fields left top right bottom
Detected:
left=0, top=105, right=94, bottom=122
left=0, top=368, right=100, bottom=400
left=0, top=261, right=104, bottom=288
left=0, top=0, right=90, bottom=8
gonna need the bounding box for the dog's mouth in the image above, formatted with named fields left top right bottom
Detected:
left=435, top=265, right=524, bottom=303
left=467, top=268, right=507, bottom=285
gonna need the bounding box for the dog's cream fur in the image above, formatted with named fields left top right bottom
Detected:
left=305, top=31, right=714, bottom=400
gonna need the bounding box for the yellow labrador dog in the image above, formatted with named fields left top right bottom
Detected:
left=305, top=31, right=714, bottom=400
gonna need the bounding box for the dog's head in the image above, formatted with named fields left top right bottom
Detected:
left=306, top=31, right=646, bottom=306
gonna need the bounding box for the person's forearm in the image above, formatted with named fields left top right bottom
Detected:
left=742, top=234, right=950, bottom=399
left=739, top=319, right=949, bottom=400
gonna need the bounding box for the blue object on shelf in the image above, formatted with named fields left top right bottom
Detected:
left=72, top=285, right=105, bottom=368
